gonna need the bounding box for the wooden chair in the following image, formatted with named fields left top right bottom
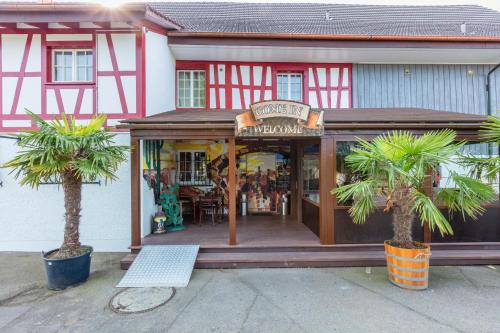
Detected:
left=198, top=195, right=217, bottom=226
left=179, top=186, right=201, bottom=222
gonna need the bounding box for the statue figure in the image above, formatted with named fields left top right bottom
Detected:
left=160, top=183, right=185, bottom=232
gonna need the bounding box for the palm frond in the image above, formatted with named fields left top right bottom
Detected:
left=332, top=179, right=378, bottom=224
left=480, top=116, right=500, bottom=143
left=412, top=190, right=453, bottom=236
left=436, top=174, right=496, bottom=220
left=1, top=111, right=129, bottom=188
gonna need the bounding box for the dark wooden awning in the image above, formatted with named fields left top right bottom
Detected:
left=119, top=108, right=488, bottom=131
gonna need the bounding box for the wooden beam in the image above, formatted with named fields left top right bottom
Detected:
left=130, top=137, right=141, bottom=248
left=228, top=138, right=237, bottom=245
left=319, top=137, right=335, bottom=244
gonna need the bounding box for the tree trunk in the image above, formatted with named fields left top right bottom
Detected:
left=391, top=189, right=415, bottom=249
left=57, top=170, right=82, bottom=258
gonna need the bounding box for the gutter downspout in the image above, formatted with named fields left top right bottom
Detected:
left=486, top=62, right=500, bottom=157
left=486, top=62, right=500, bottom=116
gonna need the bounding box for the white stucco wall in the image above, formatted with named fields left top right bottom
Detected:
left=139, top=32, right=177, bottom=236
left=0, top=133, right=131, bottom=252
left=145, top=31, right=176, bottom=116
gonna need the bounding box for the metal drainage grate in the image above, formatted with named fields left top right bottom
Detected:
left=108, top=287, right=176, bottom=314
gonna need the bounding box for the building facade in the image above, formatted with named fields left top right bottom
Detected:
left=0, top=3, right=499, bottom=261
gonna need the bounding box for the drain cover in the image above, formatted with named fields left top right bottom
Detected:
left=109, top=287, right=175, bottom=314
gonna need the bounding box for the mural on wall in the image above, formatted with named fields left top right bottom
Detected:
left=237, top=151, right=291, bottom=213
left=142, top=140, right=292, bottom=215
left=142, top=140, right=229, bottom=204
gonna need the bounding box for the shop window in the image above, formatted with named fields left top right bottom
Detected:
left=52, top=49, right=93, bottom=82
left=277, top=73, right=302, bottom=102
left=336, top=142, right=363, bottom=189
left=177, top=70, right=206, bottom=108
left=434, top=142, right=499, bottom=204
left=177, top=150, right=209, bottom=185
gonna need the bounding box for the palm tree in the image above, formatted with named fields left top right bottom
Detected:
left=3, top=112, right=128, bottom=258
left=332, top=129, right=496, bottom=249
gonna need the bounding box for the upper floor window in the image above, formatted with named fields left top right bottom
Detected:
left=277, top=73, right=302, bottom=102
left=52, top=49, right=93, bottom=83
left=177, top=70, right=206, bottom=108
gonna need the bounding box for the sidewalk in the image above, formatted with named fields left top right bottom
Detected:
left=0, top=252, right=499, bottom=333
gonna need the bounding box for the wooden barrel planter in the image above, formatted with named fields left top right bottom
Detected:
left=384, top=241, right=430, bottom=290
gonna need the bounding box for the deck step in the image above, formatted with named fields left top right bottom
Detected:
left=129, top=242, right=500, bottom=254
left=120, top=248, right=500, bottom=270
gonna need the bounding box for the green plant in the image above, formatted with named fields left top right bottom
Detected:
left=332, top=129, right=496, bottom=249
left=2, top=112, right=128, bottom=258
left=460, top=116, right=500, bottom=181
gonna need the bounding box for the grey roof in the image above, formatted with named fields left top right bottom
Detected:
left=149, top=2, right=500, bottom=37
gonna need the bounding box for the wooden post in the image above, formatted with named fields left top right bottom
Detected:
left=130, top=136, right=141, bottom=249
left=290, top=141, right=298, bottom=220
left=319, top=137, right=335, bottom=244
left=296, top=142, right=304, bottom=224
left=422, top=168, right=433, bottom=243
left=228, top=137, right=237, bottom=245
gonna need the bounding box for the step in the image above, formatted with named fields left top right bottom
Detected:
left=195, top=251, right=386, bottom=269
left=120, top=248, right=500, bottom=270
left=131, top=242, right=500, bottom=254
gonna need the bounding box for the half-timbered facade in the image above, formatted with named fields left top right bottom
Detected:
left=0, top=3, right=499, bottom=267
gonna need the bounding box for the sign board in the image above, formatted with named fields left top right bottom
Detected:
left=235, top=100, right=324, bottom=137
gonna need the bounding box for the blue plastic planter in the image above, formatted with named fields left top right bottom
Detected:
left=42, top=246, right=92, bottom=290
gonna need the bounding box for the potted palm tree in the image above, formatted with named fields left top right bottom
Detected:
left=332, top=129, right=495, bottom=290
left=2, top=112, right=128, bottom=290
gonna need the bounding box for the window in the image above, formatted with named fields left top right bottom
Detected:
left=177, top=151, right=209, bottom=185
left=434, top=142, right=499, bottom=204
left=52, top=49, right=93, bottom=82
left=177, top=70, right=206, bottom=108
left=277, top=73, right=302, bottom=102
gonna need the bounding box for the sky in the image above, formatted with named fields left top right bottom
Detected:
left=91, top=0, right=500, bottom=11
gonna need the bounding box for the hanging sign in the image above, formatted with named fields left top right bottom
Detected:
left=235, top=100, right=324, bottom=137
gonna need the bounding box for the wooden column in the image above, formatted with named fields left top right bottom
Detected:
left=422, top=168, right=433, bottom=243
left=228, top=138, right=237, bottom=245
left=289, top=141, right=298, bottom=220
left=319, top=136, right=335, bottom=245
left=296, top=142, right=304, bottom=224
left=130, top=137, right=141, bottom=249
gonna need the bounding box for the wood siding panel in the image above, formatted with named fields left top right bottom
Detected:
left=353, top=64, right=500, bottom=115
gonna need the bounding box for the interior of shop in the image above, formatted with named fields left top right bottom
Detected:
left=141, top=139, right=321, bottom=247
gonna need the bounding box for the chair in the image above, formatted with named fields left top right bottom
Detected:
left=179, top=186, right=201, bottom=222
left=198, top=194, right=217, bottom=226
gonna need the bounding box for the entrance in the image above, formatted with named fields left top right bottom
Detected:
left=236, top=141, right=292, bottom=217
left=234, top=139, right=321, bottom=246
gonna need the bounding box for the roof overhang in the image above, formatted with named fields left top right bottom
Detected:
left=167, top=36, right=500, bottom=64
left=119, top=108, right=488, bottom=131
left=0, top=4, right=182, bottom=31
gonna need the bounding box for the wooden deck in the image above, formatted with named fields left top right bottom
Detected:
left=120, top=215, right=500, bottom=269
left=142, top=215, right=320, bottom=248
